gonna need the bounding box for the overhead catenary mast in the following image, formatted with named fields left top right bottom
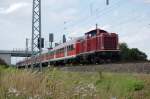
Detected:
left=106, top=0, right=109, bottom=5
left=31, top=0, right=42, bottom=71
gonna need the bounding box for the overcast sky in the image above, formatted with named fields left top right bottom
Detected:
left=0, top=0, right=150, bottom=64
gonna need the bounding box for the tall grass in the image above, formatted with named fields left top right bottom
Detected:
left=0, top=66, right=149, bottom=99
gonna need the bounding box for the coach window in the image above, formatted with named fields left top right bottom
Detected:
left=69, top=46, right=71, bottom=51
left=69, top=45, right=71, bottom=51
left=67, top=46, right=68, bottom=51
left=67, top=46, right=70, bottom=51
left=56, top=50, right=58, bottom=54
left=52, top=51, right=54, bottom=55
left=72, top=45, right=74, bottom=50
left=70, top=45, right=73, bottom=50
left=59, top=49, right=61, bottom=53
left=50, top=52, right=52, bottom=55
left=53, top=51, right=54, bottom=55
left=71, top=44, right=74, bottom=50
left=60, top=48, right=62, bottom=53
left=61, top=49, right=62, bottom=53
left=69, top=45, right=73, bottom=50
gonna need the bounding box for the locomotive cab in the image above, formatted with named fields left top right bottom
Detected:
left=85, top=29, right=107, bottom=37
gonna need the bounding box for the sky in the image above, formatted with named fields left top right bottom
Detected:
left=0, top=0, right=150, bottom=64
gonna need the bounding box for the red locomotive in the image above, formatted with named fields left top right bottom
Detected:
left=17, top=27, right=120, bottom=67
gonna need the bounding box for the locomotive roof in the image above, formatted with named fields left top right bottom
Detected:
left=85, top=29, right=107, bottom=35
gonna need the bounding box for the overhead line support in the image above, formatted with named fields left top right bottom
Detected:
left=31, top=0, right=42, bottom=71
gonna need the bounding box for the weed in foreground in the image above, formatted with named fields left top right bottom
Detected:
left=0, top=67, right=149, bottom=99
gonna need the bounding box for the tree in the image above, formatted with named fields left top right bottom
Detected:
left=119, top=43, right=130, bottom=61
left=119, top=43, right=147, bottom=62
left=0, top=58, right=6, bottom=65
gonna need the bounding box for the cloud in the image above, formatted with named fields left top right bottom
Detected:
left=133, top=0, right=150, bottom=3
left=0, top=0, right=150, bottom=63
left=121, top=33, right=149, bottom=44
left=0, top=2, right=29, bottom=14
left=144, top=0, right=150, bottom=3
left=68, top=24, right=111, bottom=38
left=101, top=25, right=112, bottom=30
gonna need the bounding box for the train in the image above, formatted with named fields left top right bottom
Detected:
left=17, top=27, right=120, bottom=67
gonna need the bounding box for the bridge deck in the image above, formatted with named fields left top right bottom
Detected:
left=0, top=50, right=32, bottom=57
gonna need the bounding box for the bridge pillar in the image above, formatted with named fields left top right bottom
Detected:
left=0, top=54, right=11, bottom=65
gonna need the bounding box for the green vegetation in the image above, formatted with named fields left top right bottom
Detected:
left=0, top=66, right=150, bottom=99
left=119, top=43, right=147, bottom=62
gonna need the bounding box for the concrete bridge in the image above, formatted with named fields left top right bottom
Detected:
left=0, top=50, right=32, bottom=65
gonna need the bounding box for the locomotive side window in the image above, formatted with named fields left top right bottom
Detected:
left=85, top=31, right=96, bottom=37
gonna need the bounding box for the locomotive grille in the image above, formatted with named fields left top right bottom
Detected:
left=104, top=37, right=117, bottom=50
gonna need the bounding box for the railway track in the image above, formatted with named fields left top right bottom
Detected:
left=59, top=62, right=150, bottom=73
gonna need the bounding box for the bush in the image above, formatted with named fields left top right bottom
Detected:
left=133, top=81, right=144, bottom=91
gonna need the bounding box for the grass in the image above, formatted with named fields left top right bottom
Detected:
left=0, top=66, right=149, bottom=99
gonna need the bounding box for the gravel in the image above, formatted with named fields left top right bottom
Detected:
left=60, top=62, right=150, bottom=73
